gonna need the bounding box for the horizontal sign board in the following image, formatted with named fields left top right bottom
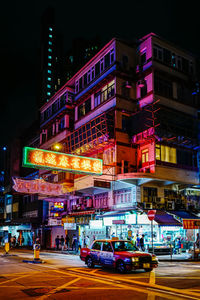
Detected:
left=64, top=223, right=77, bottom=230
left=23, top=147, right=103, bottom=175
left=13, top=178, right=66, bottom=195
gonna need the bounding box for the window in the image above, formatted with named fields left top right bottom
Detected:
left=94, top=91, right=101, bottom=108
left=103, top=242, right=112, bottom=252
left=156, top=144, right=161, bottom=160
left=105, top=53, right=110, bottom=68
left=49, top=34, right=52, bottom=38
left=100, top=58, right=104, bottom=72
left=59, top=117, right=65, bottom=131
left=153, top=44, right=163, bottom=61
left=48, top=55, right=52, bottom=59
left=48, top=62, right=52, bottom=67
left=92, top=241, right=102, bottom=250
left=78, top=98, right=91, bottom=119
left=122, top=115, right=130, bottom=132
left=154, top=76, right=173, bottom=98
left=142, top=149, right=149, bottom=164
left=114, top=189, right=131, bottom=205
left=140, top=52, right=146, bottom=65
left=163, top=48, right=171, bottom=65
left=156, top=144, right=177, bottom=164
left=49, top=27, right=53, bottom=31
left=110, top=49, right=115, bottom=63
left=48, top=70, right=51, bottom=74
left=47, top=77, right=51, bottom=81
left=95, top=61, right=100, bottom=76
left=87, top=70, right=91, bottom=83
left=48, top=48, right=52, bottom=52
left=140, top=81, right=147, bottom=98
left=47, top=84, right=51, bottom=88
left=91, top=66, right=95, bottom=80
left=47, top=92, right=51, bottom=96
left=48, top=41, right=52, bottom=45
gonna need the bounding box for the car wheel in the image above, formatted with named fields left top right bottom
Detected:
left=116, top=260, right=127, bottom=274
left=144, top=268, right=153, bottom=272
left=87, top=256, right=94, bottom=268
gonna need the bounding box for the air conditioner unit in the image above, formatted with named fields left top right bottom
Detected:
left=167, top=201, right=175, bottom=210
left=137, top=80, right=146, bottom=87
left=144, top=202, right=153, bottom=209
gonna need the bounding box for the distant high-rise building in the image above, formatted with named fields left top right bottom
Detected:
left=37, top=7, right=64, bottom=108
left=64, top=36, right=102, bottom=81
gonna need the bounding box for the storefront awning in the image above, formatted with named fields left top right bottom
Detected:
left=96, top=210, right=135, bottom=219
left=169, top=211, right=200, bottom=229
left=153, top=211, right=182, bottom=226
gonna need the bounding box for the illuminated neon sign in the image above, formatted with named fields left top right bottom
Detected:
left=13, top=178, right=66, bottom=195
left=23, top=147, right=103, bottom=175
left=51, top=202, right=64, bottom=211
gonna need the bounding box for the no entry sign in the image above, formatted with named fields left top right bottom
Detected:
left=147, top=210, right=156, bottom=221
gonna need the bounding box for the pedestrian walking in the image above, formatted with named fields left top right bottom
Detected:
left=195, top=233, right=200, bottom=249
left=60, top=235, right=65, bottom=251
left=55, top=235, right=60, bottom=250
left=65, top=234, right=69, bottom=250
left=86, top=236, right=90, bottom=248
left=140, top=234, right=145, bottom=251
left=136, top=234, right=140, bottom=248
left=72, top=234, right=78, bottom=252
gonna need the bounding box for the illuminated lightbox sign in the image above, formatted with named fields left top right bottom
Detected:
left=64, top=223, right=77, bottom=230
left=51, top=202, right=64, bottom=212
left=23, top=147, right=103, bottom=175
left=13, top=178, right=65, bottom=195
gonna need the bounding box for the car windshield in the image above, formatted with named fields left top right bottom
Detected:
left=112, top=241, right=138, bottom=252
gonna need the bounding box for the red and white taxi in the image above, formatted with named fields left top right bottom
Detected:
left=80, top=238, right=158, bottom=273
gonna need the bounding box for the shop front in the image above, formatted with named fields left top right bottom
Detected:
left=0, top=224, right=32, bottom=246
left=96, top=210, right=186, bottom=250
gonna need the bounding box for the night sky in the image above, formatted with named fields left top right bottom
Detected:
left=0, top=0, right=199, bottom=147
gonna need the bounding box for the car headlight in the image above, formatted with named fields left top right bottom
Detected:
left=152, top=256, right=158, bottom=261
left=132, top=257, right=139, bottom=262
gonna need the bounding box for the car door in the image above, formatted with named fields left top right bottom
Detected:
left=99, top=242, right=114, bottom=267
left=90, top=241, right=102, bottom=264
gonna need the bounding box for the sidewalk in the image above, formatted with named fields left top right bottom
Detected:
left=157, top=253, right=194, bottom=261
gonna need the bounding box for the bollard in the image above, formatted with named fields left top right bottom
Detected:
left=33, top=244, right=41, bottom=261
left=5, top=242, right=9, bottom=254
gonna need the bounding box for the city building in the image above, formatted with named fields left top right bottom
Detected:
left=39, top=33, right=200, bottom=249
left=37, top=6, right=64, bottom=108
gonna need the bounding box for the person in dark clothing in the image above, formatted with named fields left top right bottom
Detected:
left=72, top=234, right=78, bottom=252
left=55, top=235, right=60, bottom=250
left=65, top=234, right=70, bottom=250
left=60, top=235, right=65, bottom=251
left=140, top=234, right=145, bottom=251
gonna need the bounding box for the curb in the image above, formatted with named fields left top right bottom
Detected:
left=22, top=259, right=45, bottom=264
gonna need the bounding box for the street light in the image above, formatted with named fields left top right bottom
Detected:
left=52, top=143, right=63, bottom=152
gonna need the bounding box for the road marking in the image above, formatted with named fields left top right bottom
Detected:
left=149, top=270, right=155, bottom=285
left=37, top=277, right=81, bottom=299
left=147, top=292, right=155, bottom=300
left=0, top=274, right=31, bottom=285
left=63, top=268, right=200, bottom=300
left=90, top=269, right=98, bottom=274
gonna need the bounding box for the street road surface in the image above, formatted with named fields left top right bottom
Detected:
left=0, top=249, right=200, bottom=299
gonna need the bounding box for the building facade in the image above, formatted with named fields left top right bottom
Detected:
left=37, top=33, right=200, bottom=249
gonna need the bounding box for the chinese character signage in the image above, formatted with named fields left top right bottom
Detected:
left=23, top=147, right=103, bottom=175
left=13, top=178, right=66, bottom=195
